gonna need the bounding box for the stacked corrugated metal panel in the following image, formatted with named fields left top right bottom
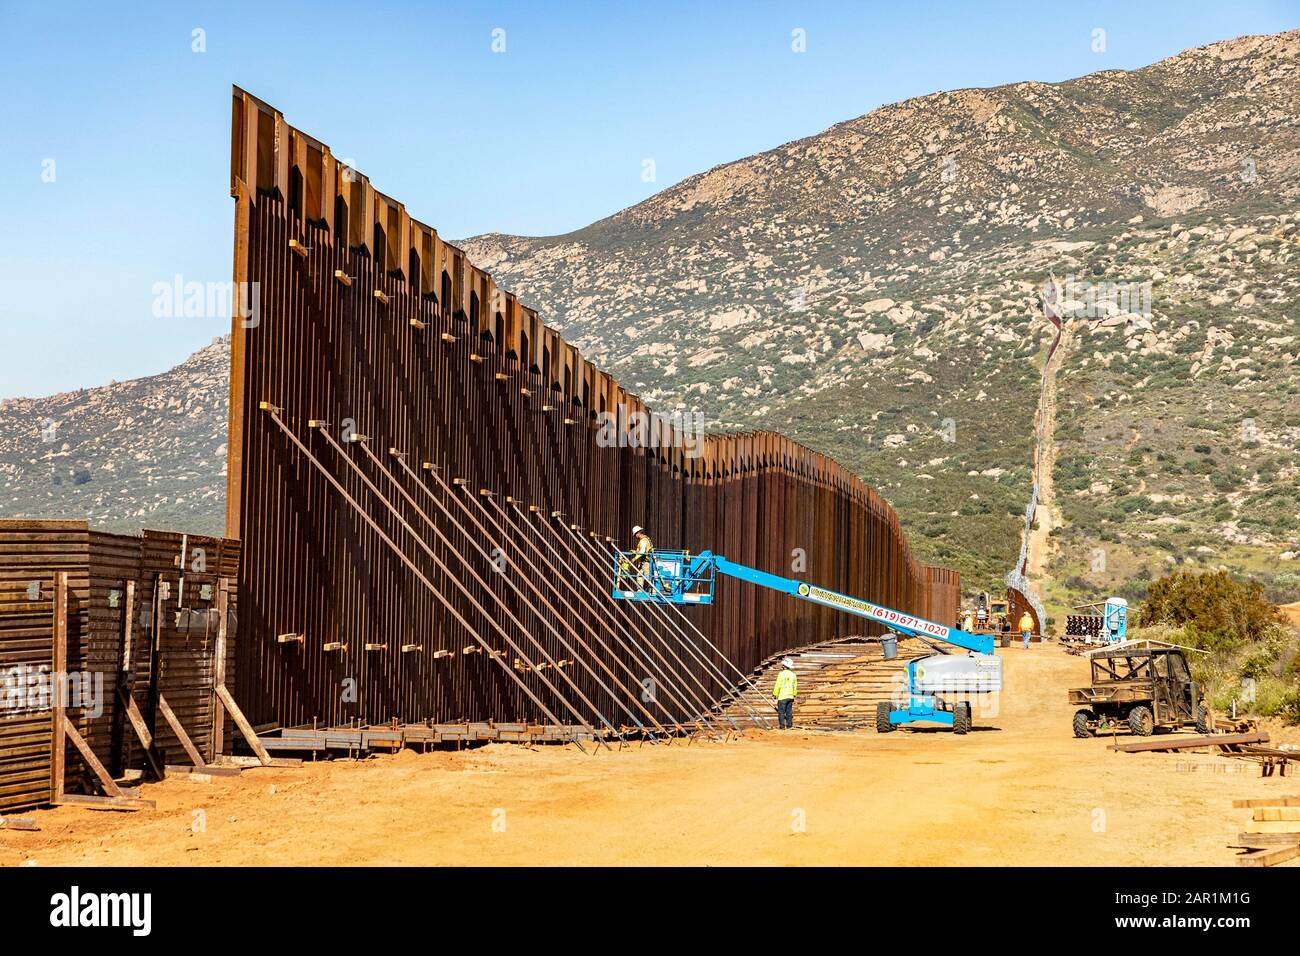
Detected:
left=127, top=530, right=241, bottom=768
left=0, top=521, right=238, bottom=812
left=226, top=88, right=960, bottom=734
left=0, top=521, right=83, bottom=811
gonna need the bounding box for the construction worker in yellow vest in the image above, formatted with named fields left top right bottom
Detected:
left=1019, top=611, right=1034, bottom=649
left=773, top=657, right=797, bottom=730
left=962, top=609, right=974, bottom=633
left=630, top=525, right=654, bottom=591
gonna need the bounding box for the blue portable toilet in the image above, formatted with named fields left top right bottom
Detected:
left=1102, top=597, right=1128, bottom=642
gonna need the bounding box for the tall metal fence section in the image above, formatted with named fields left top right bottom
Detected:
left=226, top=88, right=960, bottom=733
left=926, top=566, right=962, bottom=633
left=0, top=521, right=238, bottom=812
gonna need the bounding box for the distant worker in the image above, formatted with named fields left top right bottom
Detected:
left=976, top=603, right=989, bottom=630
left=1019, top=611, right=1035, bottom=649
left=962, top=609, right=974, bottom=633
left=629, top=525, right=655, bottom=591
left=773, top=657, right=798, bottom=730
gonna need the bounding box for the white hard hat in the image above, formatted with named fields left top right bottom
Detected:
left=632, top=525, right=644, bottom=535
left=782, top=658, right=794, bottom=668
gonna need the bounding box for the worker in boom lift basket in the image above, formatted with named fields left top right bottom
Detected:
left=628, top=525, right=655, bottom=591
left=1019, top=610, right=1035, bottom=649
left=773, top=658, right=798, bottom=730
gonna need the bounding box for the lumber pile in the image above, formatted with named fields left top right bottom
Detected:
left=1111, top=727, right=1295, bottom=776
left=1213, top=715, right=1259, bottom=734
left=1231, top=795, right=1300, bottom=867
left=718, top=638, right=917, bottom=729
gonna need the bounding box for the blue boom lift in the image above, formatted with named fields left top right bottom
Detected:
left=613, top=549, right=1002, bottom=734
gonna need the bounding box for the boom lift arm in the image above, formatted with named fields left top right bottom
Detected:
left=612, top=549, right=1002, bottom=733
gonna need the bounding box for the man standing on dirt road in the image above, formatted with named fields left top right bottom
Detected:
left=773, top=658, right=797, bottom=730
left=1019, top=611, right=1034, bottom=649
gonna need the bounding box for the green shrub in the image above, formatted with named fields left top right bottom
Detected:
left=1241, top=647, right=1279, bottom=680
left=1137, top=571, right=1299, bottom=725
left=1274, top=689, right=1300, bottom=723
left=1139, top=569, right=1282, bottom=652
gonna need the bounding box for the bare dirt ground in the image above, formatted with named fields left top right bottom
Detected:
left=2, top=645, right=1296, bottom=867
left=1280, top=601, right=1300, bottom=630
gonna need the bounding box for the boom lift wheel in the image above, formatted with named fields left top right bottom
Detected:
left=953, top=701, right=972, bottom=735
left=1127, top=704, right=1154, bottom=737
left=875, top=701, right=895, bottom=733
left=1072, top=709, right=1095, bottom=738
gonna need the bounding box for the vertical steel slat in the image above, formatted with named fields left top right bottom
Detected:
left=223, top=92, right=961, bottom=733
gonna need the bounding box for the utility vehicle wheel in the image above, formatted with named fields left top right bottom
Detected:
left=1128, top=704, right=1155, bottom=737
left=953, top=701, right=972, bottom=735
left=1195, top=703, right=1211, bottom=735
left=1073, top=709, right=1095, bottom=738
left=875, top=701, right=895, bottom=733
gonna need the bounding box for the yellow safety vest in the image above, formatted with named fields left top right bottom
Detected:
left=635, top=535, right=653, bottom=555
left=1019, top=613, right=1034, bottom=632
left=773, top=668, right=797, bottom=701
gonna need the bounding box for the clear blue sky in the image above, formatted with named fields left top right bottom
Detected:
left=1, top=0, right=1296, bottom=399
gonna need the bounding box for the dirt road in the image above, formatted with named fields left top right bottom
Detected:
left=2, top=645, right=1295, bottom=866
left=1280, top=601, right=1300, bottom=630
left=1027, top=327, right=1069, bottom=581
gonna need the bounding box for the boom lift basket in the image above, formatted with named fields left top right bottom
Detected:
left=612, top=549, right=715, bottom=604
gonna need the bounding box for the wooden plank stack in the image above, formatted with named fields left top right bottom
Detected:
left=1233, top=796, right=1300, bottom=867
left=719, top=637, right=918, bottom=729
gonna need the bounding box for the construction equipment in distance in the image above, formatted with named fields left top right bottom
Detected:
left=613, top=549, right=1002, bottom=734
left=971, top=590, right=1008, bottom=635
left=1069, top=644, right=1209, bottom=737
left=1065, top=597, right=1128, bottom=643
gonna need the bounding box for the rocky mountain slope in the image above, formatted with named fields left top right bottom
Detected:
left=3, top=31, right=1298, bottom=614
left=0, top=338, right=229, bottom=536
left=462, top=30, right=1300, bottom=610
